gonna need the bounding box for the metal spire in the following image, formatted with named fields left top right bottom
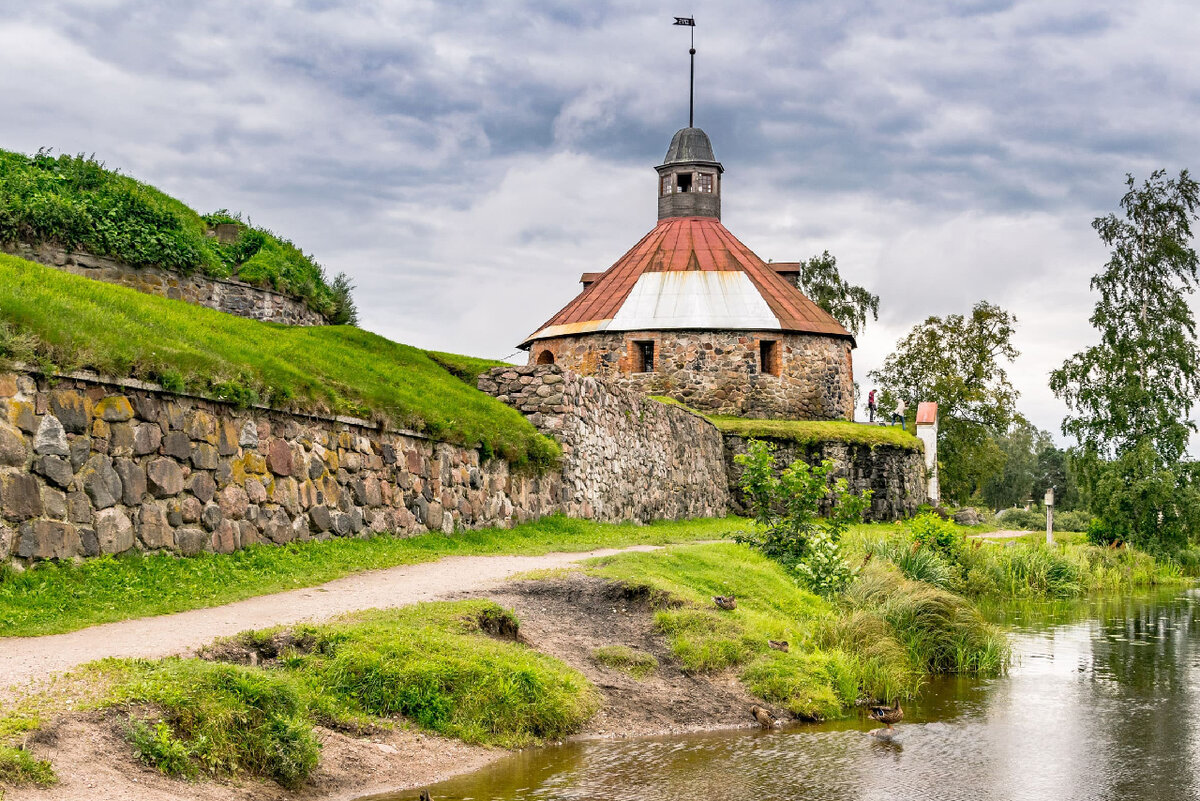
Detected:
left=674, top=16, right=696, bottom=127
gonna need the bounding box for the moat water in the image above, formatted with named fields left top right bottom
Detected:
left=367, top=587, right=1200, bottom=801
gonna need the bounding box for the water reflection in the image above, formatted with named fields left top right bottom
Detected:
left=369, top=588, right=1200, bottom=801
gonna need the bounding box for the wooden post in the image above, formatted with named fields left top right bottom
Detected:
left=1044, top=488, right=1054, bottom=546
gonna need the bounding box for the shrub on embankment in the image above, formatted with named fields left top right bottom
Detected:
left=0, top=148, right=354, bottom=321
left=585, top=542, right=1005, bottom=719
left=0, top=254, right=557, bottom=468
left=82, top=601, right=598, bottom=787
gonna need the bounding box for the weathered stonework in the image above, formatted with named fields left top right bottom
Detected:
left=3, top=242, right=327, bottom=326
left=723, top=435, right=927, bottom=522
left=528, top=330, right=854, bottom=421
left=478, top=364, right=730, bottom=522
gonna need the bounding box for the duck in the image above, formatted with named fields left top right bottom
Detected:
left=750, top=705, right=776, bottom=729
left=868, top=701, right=904, bottom=731
left=419, top=791, right=433, bottom=801
left=713, top=595, right=737, bottom=611
left=767, top=639, right=789, bottom=653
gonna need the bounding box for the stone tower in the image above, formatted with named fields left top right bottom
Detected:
left=519, top=127, right=855, bottom=421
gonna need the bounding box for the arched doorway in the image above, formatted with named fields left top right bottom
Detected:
left=536, top=350, right=555, bottom=365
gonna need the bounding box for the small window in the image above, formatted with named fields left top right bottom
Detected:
left=759, top=340, right=780, bottom=376
left=536, top=350, right=555, bottom=365
left=697, top=173, right=713, bottom=193
left=633, top=340, right=656, bottom=372
left=675, top=172, right=693, bottom=193
left=660, top=174, right=673, bottom=197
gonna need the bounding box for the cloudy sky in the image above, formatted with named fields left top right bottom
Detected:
left=2, top=0, right=1197, bottom=440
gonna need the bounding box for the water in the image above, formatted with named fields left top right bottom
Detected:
left=369, top=587, right=1200, bottom=801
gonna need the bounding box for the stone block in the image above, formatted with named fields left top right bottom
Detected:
left=147, top=458, right=184, bottom=497
left=216, top=419, right=240, bottom=457
left=245, top=477, right=268, bottom=504
left=69, top=437, right=91, bottom=471
left=162, top=431, right=191, bottom=460
left=0, top=420, right=28, bottom=467
left=95, top=396, right=134, bottom=422
left=211, top=519, right=238, bottom=554
left=188, top=472, right=216, bottom=504
left=185, top=410, right=215, bottom=442
left=201, top=503, right=223, bottom=532
left=10, top=401, right=35, bottom=433
left=17, top=520, right=80, bottom=560
left=114, top=458, right=146, bottom=505
left=0, top=374, right=17, bottom=398
left=218, top=485, right=249, bottom=520
left=133, top=423, right=162, bottom=456
left=95, top=507, right=135, bottom=554
left=1, top=472, right=43, bottom=520
left=33, top=415, right=68, bottom=457
left=42, top=486, right=67, bottom=519
left=267, top=439, right=293, bottom=476
left=138, top=503, right=174, bottom=549
left=309, top=505, right=332, bottom=532
left=181, top=496, right=203, bottom=523
left=49, top=390, right=91, bottom=434
left=239, top=420, right=258, bottom=449
left=191, top=442, right=219, bottom=470
left=67, top=492, right=92, bottom=524
left=264, top=508, right=294, bottom=544
left=0, top=524, right=12, bottom=557
left=175, top=526, right=208, bottom=556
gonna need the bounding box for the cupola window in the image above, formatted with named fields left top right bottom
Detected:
left=697, top=173, right=713, bottom=193
left=633, top=340, right=656, bottom=372
left=759, top=340, right=780, bottom=376
left=660, top=174, right=673, bottom=197
left=675, top=173, right=693, bottom=193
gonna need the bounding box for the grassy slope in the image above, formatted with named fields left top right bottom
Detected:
left=0, top=254, right=557, bottom=467
left=425, top=350, right=510, bottom=383
left=0, top=516, right=744, bottom=637
left=4, top=601, right=598, bottom=789
left=0, top=149, right=344, bottom=317
left=649, top=396, right=922, bottom=450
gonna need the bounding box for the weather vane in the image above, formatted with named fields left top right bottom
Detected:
left=674, top=16, right=696, bottom=127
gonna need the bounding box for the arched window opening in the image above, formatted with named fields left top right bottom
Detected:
left=536, top=350, right=555, bottom=365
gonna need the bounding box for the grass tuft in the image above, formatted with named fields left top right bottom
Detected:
left=0, top=745, right=56, bottom=789
left=591, top=646, right=658, bottom=679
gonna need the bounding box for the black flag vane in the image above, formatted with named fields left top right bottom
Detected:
left=674, top=16, right=696, bottom=127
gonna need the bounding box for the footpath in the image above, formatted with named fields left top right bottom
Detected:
left=0, top=544, right=667, bottom=691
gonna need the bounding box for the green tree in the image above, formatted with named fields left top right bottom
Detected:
left=794, top=251, right=880, bottom=337
left=981, top=418, right=1046, bottom=510
left=1050, top=169, right=1200, bottom=550
left=868, top=301, right=1020, bottom=503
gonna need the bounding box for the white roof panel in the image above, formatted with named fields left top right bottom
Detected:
left=607, top=271, right=780, bottom=331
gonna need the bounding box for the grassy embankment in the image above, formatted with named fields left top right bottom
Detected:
left=649, top=396, right=922, bottom=450
left=0, top=148, right=353, bottom=321
left=0, top=516, right=742, bottom=638
left=0, top=601, right=599, bottom=791
left=0, top=254, right=553, bottom=469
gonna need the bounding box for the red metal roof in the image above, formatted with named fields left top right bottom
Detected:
left=523, top=216, right=852, bottom=347
left=916, top=402, right=938, bottom=425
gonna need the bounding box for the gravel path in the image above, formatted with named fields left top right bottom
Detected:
left=969, top=529, right=1034, bottom=540
left=0, top=545, right=666, bottom=692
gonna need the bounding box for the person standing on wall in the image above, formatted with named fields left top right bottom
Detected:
left=891, top=397, right=906, bottom=429
left=867, top=389, right=877, bottom=422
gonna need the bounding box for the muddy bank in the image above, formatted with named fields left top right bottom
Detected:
left=4, top=574, right=765, bottom=801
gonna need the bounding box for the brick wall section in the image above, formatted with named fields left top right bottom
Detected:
left=723, top=435, right=927, bottom=522
left=477, top=365, right=730, bottom=522
left=0, top=370, right=562, bottom=563
left=527, top=330, right=854, bottom=421
left=3, top=242, right=328, bottom=326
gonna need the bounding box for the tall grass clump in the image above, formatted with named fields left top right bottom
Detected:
left=848, top=563, right=1008, bottom=674
left=0, top=745, right=56, bottom=788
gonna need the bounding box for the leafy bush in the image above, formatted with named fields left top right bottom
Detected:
left=999, top=507, right=1092, bottom=533
left=734, top=440, right=871, bottom=595
left=0, top=149, right=355, bottom=321
left=907, top=513, right=964, bottom=556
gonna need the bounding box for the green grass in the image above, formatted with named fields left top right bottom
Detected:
left=591, top=645, right=658, bottom=679
left=0, top=745, right=55, bottom=789
left=0, top=516, right=744, bottom=637
left=0, top=254, right=557, bottom=467
left=583, top=541, right=1004, bottom=719
left=0, top=149, right=351, bottom=320
left=93, top=600, right=598, bottom=787
left=648, top=397, right=921, bottom=449
left=425, top=350, right=510, bottom=384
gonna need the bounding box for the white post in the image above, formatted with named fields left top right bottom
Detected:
left=1044, top=488, right=1054, bottom=545
left=914, top=402, right=939, bottom=505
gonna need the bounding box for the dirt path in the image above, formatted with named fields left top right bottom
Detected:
left=0, top=544, right=667, bottom=692
left=969, top=529, right=1032, bottom=540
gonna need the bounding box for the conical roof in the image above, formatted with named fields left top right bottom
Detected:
left=521, top=216, right=852, bottom=347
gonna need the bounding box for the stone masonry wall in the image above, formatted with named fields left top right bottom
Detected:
left=723, top=435, right=927, bottom=522
left=3, top=242, right=328, bottom=326
left=0, top=370, right=561, bottom=563
left=528, top=330, right=854, bottom=421
left=478, top=364, right=730, bottom=522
